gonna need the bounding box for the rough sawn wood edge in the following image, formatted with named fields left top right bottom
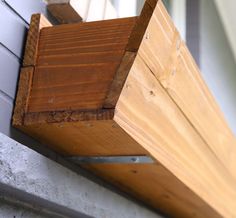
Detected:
left=13, top=14, right=52, bottom=126
left=23, top=14, right=52, bottom=67
left=103, top=0, right=159, bottom=108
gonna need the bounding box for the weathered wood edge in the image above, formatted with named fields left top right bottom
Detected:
left=23, top=109, right=115, bottom=125
left=103, top=52, right=137, bottom=108
left=12, top=67, right=34, bottom=126
left=47, top=3, right=83, bottom=24
left=23, top=14, right=52, bottom=66
left=103, top=0, right=159, bottom=108
left=13, top=14, right=52, bottom=126
left=126, top=0, right=158, bottom=52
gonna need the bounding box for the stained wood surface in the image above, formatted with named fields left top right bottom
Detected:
left=84, top=163, right=220, bottom=218
left=23, top=14, right=52, bottom=66
left=137, top=0, right=236, bottom=180
left=20, top=120, right=148, bottom=156
left=13, top=13, right=52, bottom=126
left=47, top=2, right=83, bottom=24
left=13, top=0, right=236, bottom=217
left=115, top=54, right=236, bottom=218
left=104, top=0, right=159, bottom=108
left=47, top=0, right=117, bottom=23
left=28, top=17, right=137, bottom=113
left=114, top=1, right=236, bottom=216
left=13, top=67, right=34, bottom=126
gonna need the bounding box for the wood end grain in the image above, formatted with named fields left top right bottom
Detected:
left=23, top=14, right=52, bottom=67
left=12, top=67, right=34, bottom=126
left=103, top=51, right=137, bottom=108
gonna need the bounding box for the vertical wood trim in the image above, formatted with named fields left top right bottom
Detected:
left=14, top=14, right=52, bottom=125
left=23, top=14, right=52, bottom=67
left=12, top=67, right=34, bottom=126
left=126, top=0, right=159, bottom=52
left=103, top=0, right=159, bottom=108
left=103, top=52, right=137, bottom=108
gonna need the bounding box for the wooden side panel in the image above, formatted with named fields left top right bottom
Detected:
left=28, top=17, right=137, bottom=113
left=138, top=0, right=236, bottom=179
left=19, top=119, right=148, bottom=156
left=84, top=163, right=220, bottom=218
left=115, top=54, right=236, bottom=218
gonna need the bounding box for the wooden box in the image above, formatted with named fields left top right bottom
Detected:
left=13, top=0, right=236, bottom=217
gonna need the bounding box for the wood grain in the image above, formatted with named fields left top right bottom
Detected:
left=13, top=1, right=236, bottom=217
left=12, top=67, right=34, bottom=126
left=28, top=17, right=137, bottom=113
left=20, top=119, right=148, bottom=156
left=115, top=54, right=236, bottom=218
left=137, top=0, right=236, bottom=180
left=84, top=163, right=220, bottom=218
left=47, top=3, right=83, bottom=24
left=47, top=0, right=117, bottom=23
left=23, top=14, right=52, bottom=66
left=103, top=0, right=159, bottom=108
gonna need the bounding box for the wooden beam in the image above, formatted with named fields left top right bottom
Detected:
left=47, top=0, right=86, bottom=23
left=12, top=1, right=236, bottom=217
left=47, top=0, right=117, bottom=23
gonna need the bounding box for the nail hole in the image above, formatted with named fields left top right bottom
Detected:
left=145, top=32, right=150, bottom=39
left=131, top=170, right=138, bottom=174
left=149, top=90, right=155, bottom=96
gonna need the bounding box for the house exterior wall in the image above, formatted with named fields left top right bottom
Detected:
left=200, top=0, right=236, bottom=135
left=0, top=1, right=162, bottom=217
